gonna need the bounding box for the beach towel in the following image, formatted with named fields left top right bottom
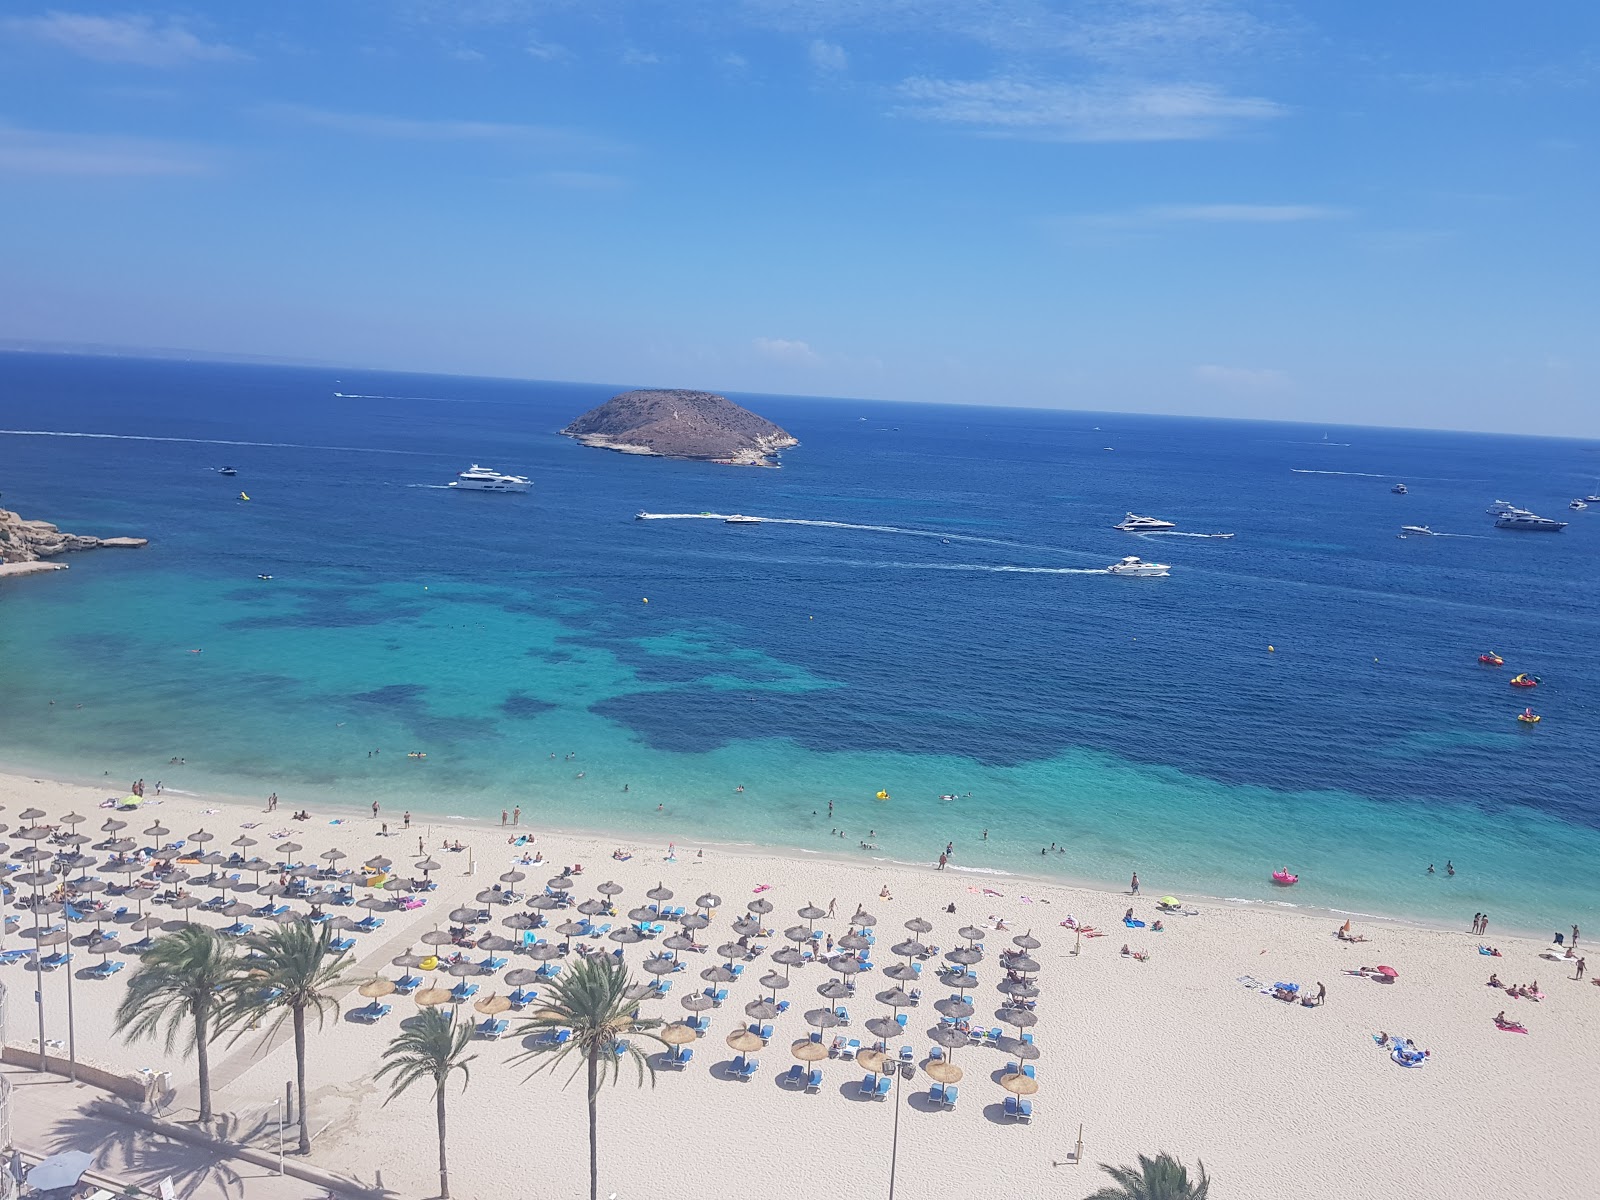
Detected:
left=1495, top=1023, right=1528, bottom=1034
left=982, top=888, right=1004, bottom=897
left=1124, top=918, right=1145, bottom=928
left=753, top=884, right=771, bottom=893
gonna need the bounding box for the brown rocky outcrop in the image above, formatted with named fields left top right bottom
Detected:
left=0, top=505, right=147, bottom=570
left=561, top=389, right=798, bottom=467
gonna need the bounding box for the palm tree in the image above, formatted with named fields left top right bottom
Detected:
left=112, top=926, right=239, bottom=1122
left=1087, top=1152, right=1211, bottom=1200
left=374, top=1008, right=476, bottom=1198
left=511, top=955, right=667, bottom=1200
left=224, top=922, right=353, bottom=1153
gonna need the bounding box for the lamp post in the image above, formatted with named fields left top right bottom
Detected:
left=888, top=1061, right=904, bottom=1200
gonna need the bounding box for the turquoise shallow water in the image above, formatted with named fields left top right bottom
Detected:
left=2, top=352, right=1599, bottom=934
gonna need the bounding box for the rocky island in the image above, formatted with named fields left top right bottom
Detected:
left=0, top=506, right=147, bottom=578
left=561, top=389, right=798, bottom=467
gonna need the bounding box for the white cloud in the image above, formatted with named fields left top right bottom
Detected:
left=1193, top=364, right=1291, bottom=392
left=257, top=104, right=617, bottom=152
left=0, top=123, right=209, bottom=175
left=1083, top=203, right=1348, bottom=227
left=2, top=12, right=240, bottom=67
left=535, top=169, right=627, bottom=190
left=734, top=0, right=1276, bottom=63
left=525, top=40, right=571, bottom=62
left=894, top=78, right=1286, bottom=141
left=621, top=47, right=662, bottom=65
left=720, top=52, right=749, bottom=71
left=808, top=38, right=848, bottom=73
left=754, top=337, right=821, bottom=365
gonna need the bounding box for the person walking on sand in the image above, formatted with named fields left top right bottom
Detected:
left=403, top=811, right=410, bottom=829
left=513, top=806, right=521, bottom=825
left=371, top=800, right=380, bottom=818
left=1316, top=981, right=1326, bottom=1006
left=938, top=853, right=947, bottom=871
left=1130, top=872, right=1139, bottom=895
left=417, top=837, right=424, bottom=855
left=1577, top=957, right=1586, bottom=980
left=1481, top=913, right=1489, bottom=936
left=501, top=810, right=507, bottom=826
left=827, top=898, right=836, bottom=918
left=1573, top=924, right=1580, bottom=948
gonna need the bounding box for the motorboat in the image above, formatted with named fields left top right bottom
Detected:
left=724, top=515, right=763, bottom=524
left=1486, top=500, right=1521, bottom=515
left=1517, top=708, right=1541, bottom=725
left=1494, top=512, right=1567, bottom=532
left=1478, top=652, right=1504, bottom=666
left=218, top=466, right=238, bottom=476
left=1571, top=499, right=1589, bottom=511
left=1114, top=513, right=1176, bottom=532
left=1390, top=483, right=1408, bottom=494
left=1509, top=674, right=1540, bottom=689
left=1106, top=556, right=1170, bottom=577
left=1271, top=869, right=1298, bottom=887
left=256, top=574, right=273, bottom=580
left=449, top=465, right=530, bottom=493
left=1399, top=525, right=1433, bottom=535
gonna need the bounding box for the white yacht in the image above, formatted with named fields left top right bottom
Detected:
left=1106, top=555, right=1170, bottom=577
left=449, top=464, right=530, bottom=493
left=1114, top=513, right=1177, bottom=532
left=1486, top=500, right=1523, bottom=516
left=1400, top=525, right=1434, bottom=535
left=1570, top=499, right=1589, bottom=511
left=724, top=514, right=763, bottom=524
left=1495, top=511, right=1567, bottom=532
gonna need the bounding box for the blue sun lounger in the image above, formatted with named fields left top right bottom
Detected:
left=328, top=935, right=355, bottom=953
left=39, top=952, right=71, bottom=970
left=475, top=1017, right=509, bottom=1039
left=0, top=949, right=32, bottom=967
left=733, top=1054, right=759, bottom=1080
left=354, top=1002, right=392, bottom=1023
left=806, top=1067, right=822, bottom=1092
left=393, top=973, right=420, bottom=994
left=508, top=985, right=537, bottom=1008
left=930, top=1082, right=958, bottom=1108
left=449, top=981, right=479, bottom=1001
left=666, top=1045, right=693, bottom=1068
left=1004, top=1095, right=1033, bottom=1122
left=87, top=959, right=125, bottom=979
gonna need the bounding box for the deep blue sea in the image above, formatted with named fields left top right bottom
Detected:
left=3, top=352, right=1597, bottom=932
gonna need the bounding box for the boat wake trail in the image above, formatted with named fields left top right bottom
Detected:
left=1135, top=530, right=1235, bottom=539
left=405, top=483, right=455, bottom=490
left=637, top=512, right=1029, bottom=552
left=1291, top=469, right=1390, bottom=478
left=0, top=429, right=425, bottom=455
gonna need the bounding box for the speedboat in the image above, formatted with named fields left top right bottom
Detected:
left=1478, top=652, right=1504, bottom=666
left=1571, top=499, right=1589, bottom=511
left=1517, top=708, right=1541, bottom=725
left=1271, top=869, right=1298, bottom=887
left=257, top=574, right=273, bottom=580
left=1114, top=513, right=1176, bottom=532
left=1494, top=512, right=1567, bottom=532
left=724, top=515, right=763, bottom=524
left=1400, top=525, right=1433, bottom=535
left=1106, top=556, right=1170, bottom=577
left=1486, top=500, right=1521, bottom=515
left=449, top=464, right=530, bottom=493
left=1390, top=483, right=1408, bottom=494
left=1509, top=674, right=1540, bottom=689
left=218, top=466, right=238, bottom=476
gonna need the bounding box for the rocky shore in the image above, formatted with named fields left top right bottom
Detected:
left=562, top=388, right=798, bottom=466
left=0, top=505, right=147, bottom=575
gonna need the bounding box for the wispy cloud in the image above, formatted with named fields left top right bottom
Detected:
left=808, top=39, right=848, bottom=73
left=1, top=11, right=240, bottom=67
left=895, top=78, right=1286, bottom=142
left=754, top=336, right=820, bottom=365
left=1193, top=364, right=1291, bottom=393
left=535, top=169, right=627, bottom=190
left=257, top=104, right=618, bottom=152
left=735, top=0, right=1278, bottom=63
left=525, top=40, right=571, bottom=62
left=0, top=123, right=209, bottom=175
left=621, top=47, right=662, bottom=66
left=1084, top=203, right=1349, bottom=227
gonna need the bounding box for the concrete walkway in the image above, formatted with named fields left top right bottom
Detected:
left=3, top=1065, right=394, bottom=1199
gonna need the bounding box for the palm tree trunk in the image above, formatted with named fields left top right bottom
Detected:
left=293, top=1004, right=311, bottom=1154
left=436, top=1080, right=450, bottom=1199
left=587, top=1049, right=599, bottom=1200
left=194, top=1003, right=212, bottom=1123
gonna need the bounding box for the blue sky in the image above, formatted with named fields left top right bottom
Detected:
left=1, top=2, right=1595, bottom=435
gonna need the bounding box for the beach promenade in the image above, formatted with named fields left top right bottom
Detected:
left=3, top=771, right=1596, bottom=1200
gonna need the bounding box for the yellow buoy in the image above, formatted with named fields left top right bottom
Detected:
left=642, top=597, right=649, bottom=604
left=1268, top=645, right=1275, bottom=652
left=875, top=790, right=889, bottom=800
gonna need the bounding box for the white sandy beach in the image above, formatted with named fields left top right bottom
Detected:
left=4, top=768, right=1597, bottom=1200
